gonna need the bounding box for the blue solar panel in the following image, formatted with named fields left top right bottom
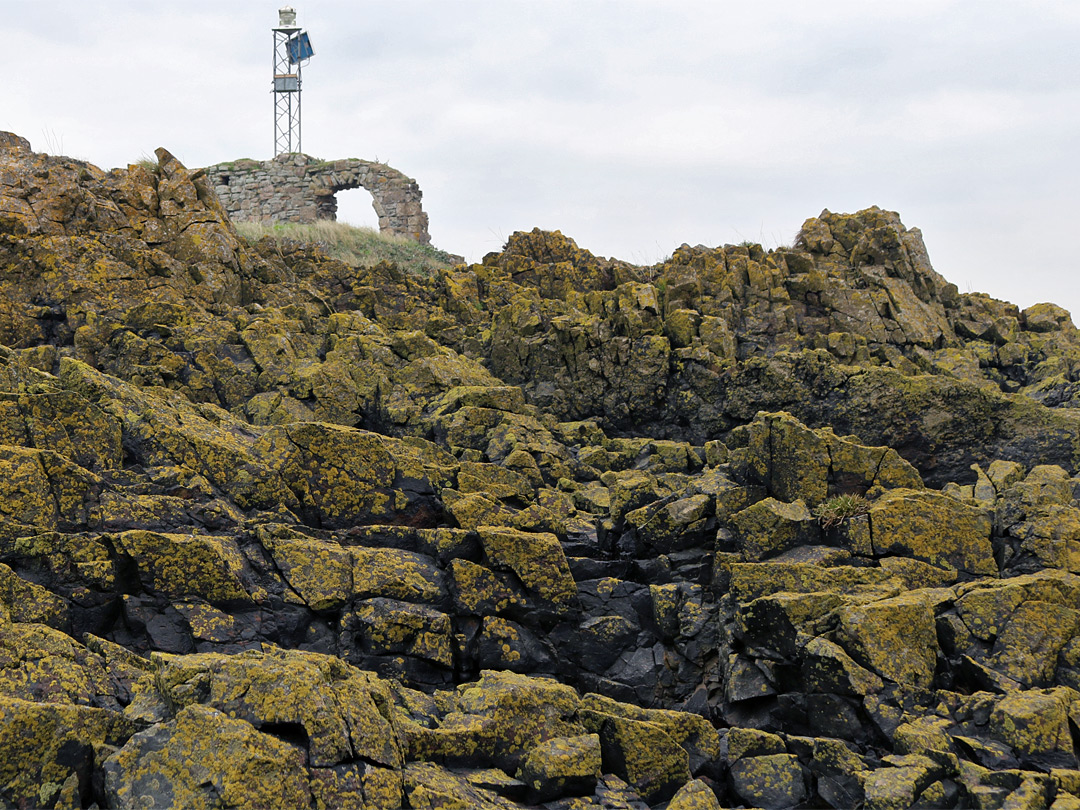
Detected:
left=287, top=32, right=314, bottom=63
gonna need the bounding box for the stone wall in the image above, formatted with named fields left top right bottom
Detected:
left=204, top=153, right=430, bottom=244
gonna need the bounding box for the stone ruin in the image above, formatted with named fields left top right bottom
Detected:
left=204, top=153, right=431, bottom=244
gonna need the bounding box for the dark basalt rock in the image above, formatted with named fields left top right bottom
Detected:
left=0, top=130, right=1078, bottom=808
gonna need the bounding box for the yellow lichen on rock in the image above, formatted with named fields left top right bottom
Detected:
left=0, top=696, right=134, bottom=806
left=347, top=598, right=455, bottom=668
left=869, top=487, right=996, bottom=574
left=0, top=621, right=115, bottom=705
left=476, top=527, right=578, bottom=612
left=837, top=591, right=938, bottom=688
left=407, top=670, right=583, bottom=768
left=448, top=558, right=529, bottom=615
left=351, top=546, right=446, bottom=604
left=103, top=703, right=312, bottom=809
left=113, top=529, right=249, bottom=602
left=259, top=526, right=353, bottom=610
left=152, top=647, right=403, bottom=768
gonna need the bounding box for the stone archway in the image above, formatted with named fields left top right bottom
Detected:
left=205, top=154, right=431, bottom=245
left=307, top=158, right=429, bottom=244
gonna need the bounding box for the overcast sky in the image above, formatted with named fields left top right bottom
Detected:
left=8, top=1, right=1080, bottom=317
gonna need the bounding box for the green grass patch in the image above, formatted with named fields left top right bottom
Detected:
left=134, top=156, right=160, bottom=174
left=813, top=494, right=870, bottom=530
left=234, top=220, right=457, bottom=276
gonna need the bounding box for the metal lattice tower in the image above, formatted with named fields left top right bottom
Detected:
left=272, top=7, right=314, bottom=156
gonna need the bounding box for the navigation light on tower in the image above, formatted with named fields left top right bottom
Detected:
left=272, top=6, right=315, bottom=156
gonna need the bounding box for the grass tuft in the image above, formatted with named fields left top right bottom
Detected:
left=813, top=494, right=870, bottom=530
left=233, top=220, right=458, bottom=276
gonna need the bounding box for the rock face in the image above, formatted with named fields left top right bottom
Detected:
left=1, top=129, right=1080, bottom=809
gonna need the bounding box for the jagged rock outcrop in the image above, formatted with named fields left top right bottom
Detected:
left=1, top=129, right=1080, bottom=808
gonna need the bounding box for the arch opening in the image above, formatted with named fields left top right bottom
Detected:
left=332, top=188, right=381, bottom=232
left=205, top=154, right=431, bottom=244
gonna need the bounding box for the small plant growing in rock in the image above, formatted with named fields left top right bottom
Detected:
left=814, top=494, right=869, bottom=530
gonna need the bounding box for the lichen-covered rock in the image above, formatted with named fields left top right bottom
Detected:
left=727, top=561, right=901, bottom=603
left=836, top=591, right=939, bottom=689
left=0, top=389, right=122, bottom=469
left=861, top=760, right=939, bottom=810
left=403, top=761, right=520, bottom=809
left=580, top=692, right=721, bottom=774
left=730, top=497, right=816, bottom=561
left=515, top=733, right=601, bottom=800
left=0, top=696, right=135, bottom=808
left=729, top=753, right=808, bottom=809
left=731, top=411, right=831, bottom=504
left=113, top=529, right=250, bottom=603
left=9, top=133, right=1080, bottom=809
left=739, top=590, right=844, bottom=660
left=868, top=488, right=996, bottom=574
left=584, top=711, right=691, bottom=803
left=258, top=527, right=352, bottom=610
left=667, top=778, right=722, bottom=810
left=0, top=621, right=117, bottom=706
left=0, top=562, right=70, bottom=628
left=102, top=703, right=311, bottom=809
left=624, top=492, right=713, bottom=554
left=404, top=670, right=584, bottom=771
left=477, top=527, right=578, bottom=614
left=344, top=597, right=455, bottom=669
left=475, top=616, right=555, bottom=673
left=351, top=546, right=447, bottom=604
left=989, top=688, right=1078, bottom=770
left=153, top=647, right=403, bottom=768
left=448, top=558, right=529, bottom=616
left=254, top=422, right=408, bottom=527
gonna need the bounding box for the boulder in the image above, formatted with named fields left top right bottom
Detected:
left=836, top=592, right=938, bottom=689
left=476, top=527, right=578, bottom=614
left=103, top=704, right=311, bottom=809
left=729, top=753, right=807, bottom=809
left=515, top=733, right=601, bottom=800
left=730, top=497, right=816, bottom=561
left=584, top=711, right=691, bottom=803
left=868, top=488, right=995, bottom=574
left=989, top=689, right=1078, bottom=770
left=667, top=778, right=722, bottom=810
left=152, top=648, right=402, bottom=768
left=343, top=598, right=455, bottom=669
